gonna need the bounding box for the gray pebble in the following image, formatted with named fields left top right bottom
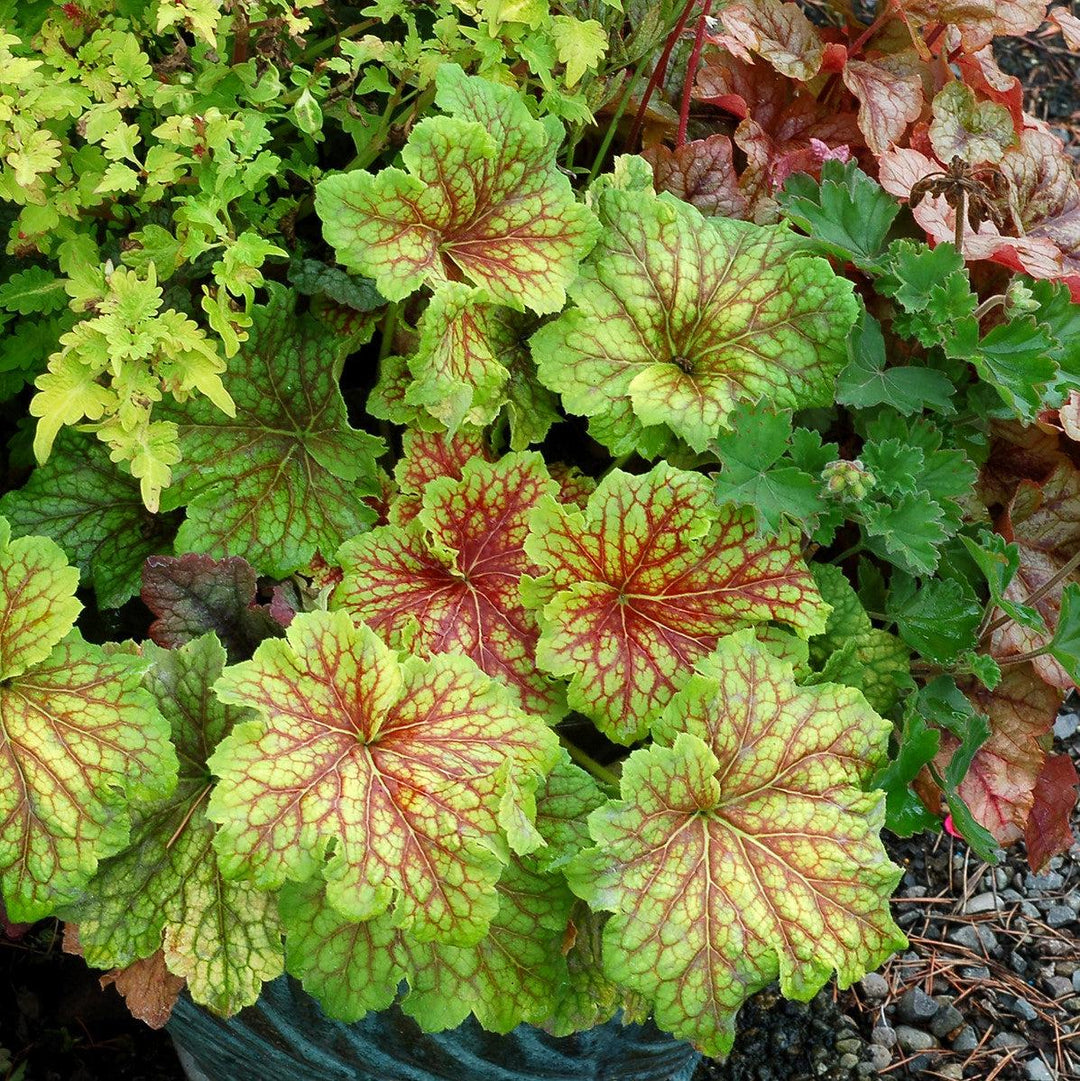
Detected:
left=1007, top=996, right=1038, bottom=1022
left=1065, top=892, right=1080, bottom=913
left=1044, top=975, right=1074, bottom=999
left=1001, top=888, right=1024, bottom=902
left=962, top=891, right=1002, bottom=914
left=1023, top=1058, right=1056, bottom=1081
left=859, top=972, right=889, bottom=1001
left=948, top=924, right=999, bottom=955
left=1074, top=969, right=1080, bottom=992
left=937, top=1067, right=964, bottom=1081
left=1054, top=710, right=1079, bottom=740
left=1047, top=904, right=1075, bottom=928
left=929, top=1001, right=964, bottom=1038
left=839, top=1053, right=859, bottom=1070
left=1021, top=901, right=1042, bottom=920
left=960, top=965, right=991, bottom=980
left=991, top=1030, right=1028, bottom=1050
left=856, top=1064, right=875, bottom=1078
left=870, top=1025, right=896, bottom=1048
left=895, top=1025, right=937, bottom=1052
left=836, top=1038, right=862, bottom=1055
left=951, top=1025, right=979, bottom=1052
left=1025, top=871, right=1065, bottom=892
left=867, top=1044, right=891, bottom=1072
left=897, top=988, right=939, bottom=1024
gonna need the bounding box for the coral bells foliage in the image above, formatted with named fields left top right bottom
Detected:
left=1, top=0, right=1080, bottom=1062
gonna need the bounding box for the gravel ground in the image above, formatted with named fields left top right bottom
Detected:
left=695, top=713, right=1080, bottom=1081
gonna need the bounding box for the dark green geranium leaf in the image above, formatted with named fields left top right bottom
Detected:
left=887, top=573, right=982, bottom=666
left=872, top=707, right=941, bottom=837
left=878, top=241, right=966, bottom=313
left=779, top=160, right=900, bottom=270
left=837, top=312, right=955, bottom=415
left=287, top=259, right=385, bottom=312
left=0, top=429, right=178, bottom=609
left=861, top=438, right=924, bottom=497
left=711, top=403, right=827, bottom=534
left=959, top=531, right=1045, bottom=632
left=863, top=492, right=948, bottom=575
left=1048, top=582, right=1080, bottom=684
left=945, top=316, right=1056, bottom=421
left=161, top=285, right=384, bottom=576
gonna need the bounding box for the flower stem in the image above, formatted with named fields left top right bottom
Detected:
left=560, top=734, right=622, bottom=788
left=676, top=1, right=712, bottom=147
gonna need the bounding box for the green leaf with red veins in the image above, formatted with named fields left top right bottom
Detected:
left=335, top=453, right=565, bottom=722
left=531, top=189, right=858, bottom=454
left=315, top=64, right=599, bottom=314
left=0, top=517, right=81, bottom=679
left=281, top=854, right=573, bottom=1031
left=992, top=461, right=1080, bottom=688
left=718, top=0, right=825, bottom=81
left=0, top=632, right=176, bottom=922
left=567, top=630, right=905, bottom=1058
left=0, top=516, right=177, bottom=921
left=160, top=286, right=384, bottom=577
left=62, top=635, right=283, bottom=1016
left=406, top=285, right=511, bottom=434
left=208, top=610, right=559, bottom=942
left=390, top=427, right=492, bottom=527
left=524, top=463, right=830, bottom=743
left=928, top=82, right=1015, bottom=166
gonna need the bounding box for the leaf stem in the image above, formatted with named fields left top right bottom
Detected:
left=626, top=0, right=700, bottom=151
left=377, top=301, right=401, bottom=364
left=586, top=63, right=646, bottom=186
left=980, top=546, right=1080, bottom=639
left=166, top=784, right=213, bottom=850
left=601, top=453, right=633, bottom=478
left=560, top=734, right=622, bottom=788
left=831, top=540, right=864, bottom=564
left=676, top=0, right=712, bottom=147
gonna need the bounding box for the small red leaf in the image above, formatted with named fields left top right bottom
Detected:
left=641, top=136, right=750, bottom=218
left=1025, top=752, right=1079, bottom=871
left=142, top=554, right=286, bottom=663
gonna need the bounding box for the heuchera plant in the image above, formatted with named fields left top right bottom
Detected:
left=1, top=0, right=1080, bottom=1062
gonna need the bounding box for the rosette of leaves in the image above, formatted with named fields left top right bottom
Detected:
left=531, top=185, right=859, bottom=455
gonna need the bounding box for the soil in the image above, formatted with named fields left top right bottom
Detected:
left=3, top=7, right=1080, bottom=1081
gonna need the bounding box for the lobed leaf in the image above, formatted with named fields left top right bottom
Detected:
left=208, top=610, right=560, bottom=943
left=335, top=452, right=566, bottom=721
left=568, top=630, right=904, bottom=1057
left=532, top=188, right=858, bottom=454
left=64, top=635, right=283, bottom=1016
left=161, top=286, right=384, bottom=577
left=316, top=64, right=598, bottom=314
left=524, top=462, right=829, bottom=742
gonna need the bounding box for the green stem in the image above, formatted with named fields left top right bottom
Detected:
left=830, top=540, right=864, bottom=564
left=377, top=301, right=401, bottom=365
left=586, top=64, right=646, bottom=187
left=560, top=734, right=622, bottom=788
left=600, top=452, right=633, bottom=479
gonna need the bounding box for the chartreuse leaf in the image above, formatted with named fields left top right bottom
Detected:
left=568, top=631, right=905, bottom=1058
left=0, top=428, right=177, bottom=609
left=533, top=188, right=858, bottom=455
left=524, top=462, right=829, bottom=744
left=280, top=853, right=572, bottom=1031
left=710, top=403, right=828, bottom=534
left=208, top=610, right=559, bottom=943
left=62, top=636, right=283, bottom=1015
left=779, top=160, right=900, bottom=271
left=316, top=64, right=598, bottom=313
left=807, top=566, right=911, bottom=714
left=0, top=517, right=177, bottom=920
left=336, top=452, right=565, bottom=721
left=161, top=286, right=383, bottom=576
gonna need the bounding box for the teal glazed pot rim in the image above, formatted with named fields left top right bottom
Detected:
left=167, top=976, right=702, bottom=1081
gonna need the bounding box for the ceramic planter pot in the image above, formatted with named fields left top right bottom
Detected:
left=167, top=976, right=701, bottom=1081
